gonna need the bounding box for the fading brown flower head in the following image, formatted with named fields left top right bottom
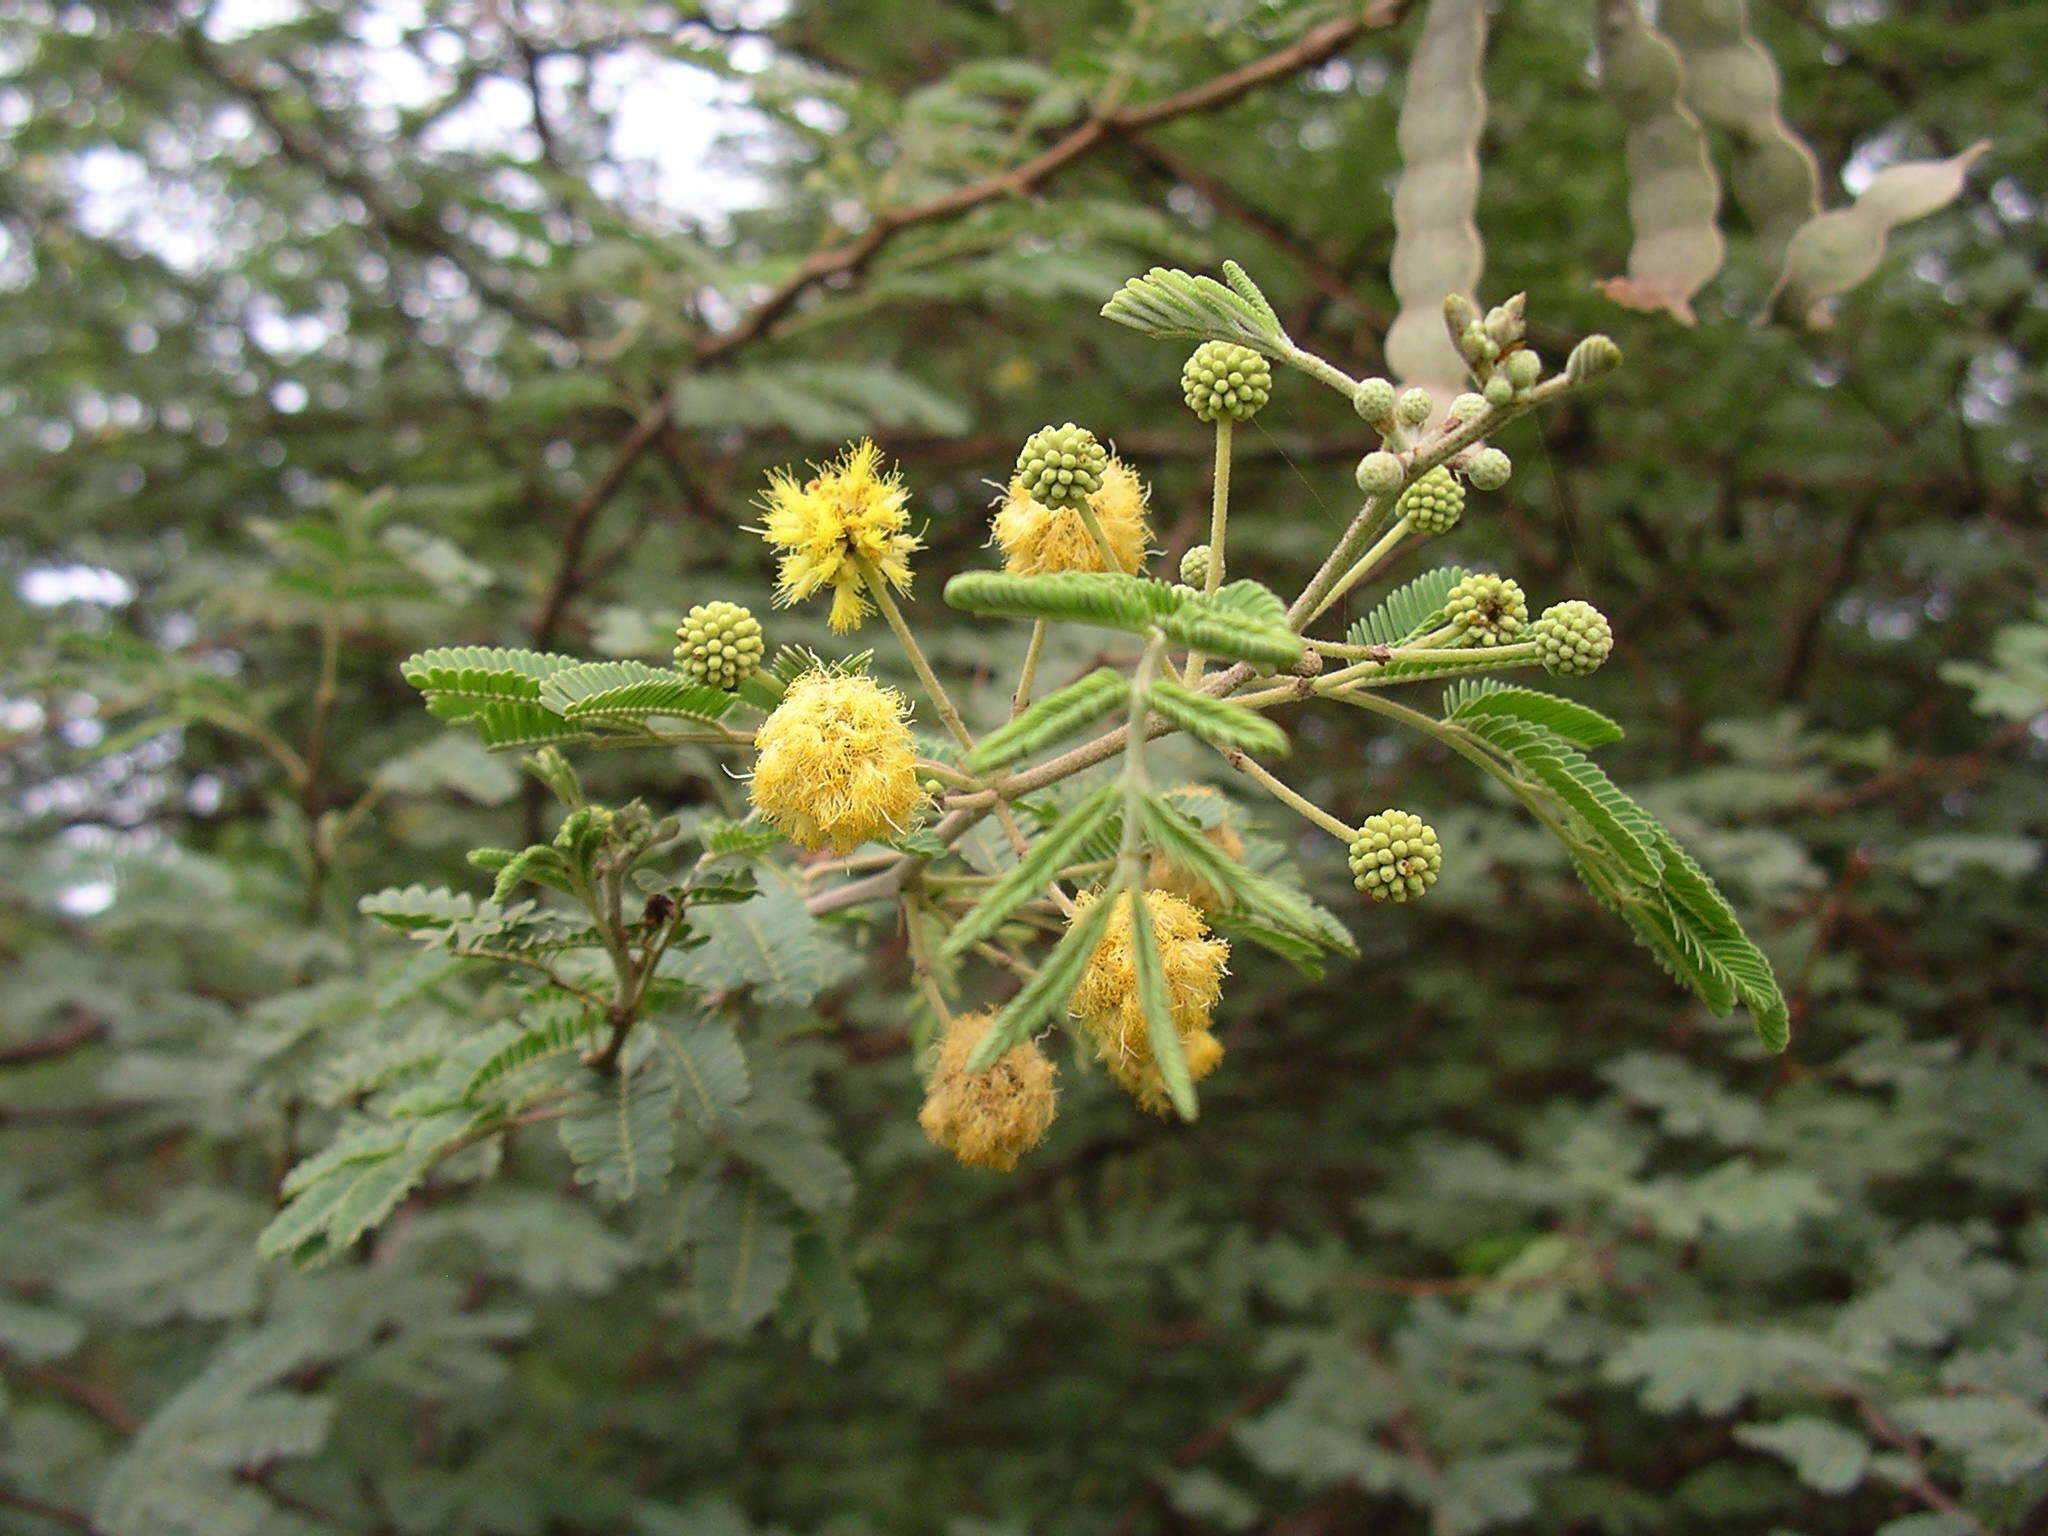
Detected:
left=1068, top=888, right=1230, bottom=1115
left=991, top=458, right=1151, bottom=576
left=918, top=1010, right=1057, bottom=1172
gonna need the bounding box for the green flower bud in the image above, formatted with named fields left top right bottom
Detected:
left=1465, top=447, right=1512, bottom=491
left=1460, top=323, right=1498, bottom=364
left=1443, top=292, right=1482, bottom=341
left=1396, top=387, right=1435, bottom=427
left=1181, top=341, right=1273, bottom=423
left=1533, top=599, right=1613, bottom=676
left=1396, top=466, right=1463, bottom=536
left=1349, top=809, right=1442, bottom=903
left=1015, top=422, right=1108, bottom=508
left=1179, top=543, right=1212, bottom=588
left=1567, top=334, right=1623, bottom=387
left=1504, top=349, right=1543, bottom=391
left=674, top=600, right=765, bottom=691
left=1447, top=392, right=1490, bottom=423
left=1443, top=573, right=1529, bottom=647
left=1484, top=293, right=1527, bottom=348
left=1354, top=451, right=1406, bottom=498
left=1352, top=376, right=1398, bottom=426
left=1483, top=374, right=1516, bottom=407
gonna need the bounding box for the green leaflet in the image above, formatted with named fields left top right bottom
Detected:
left=489, top=843, right=573, bottom=903
left=1348, top=566, right=1472, bottom=648
left=400, top=645, right=580, bottom=717
left=940, top=781, right=1118, bottom=961
left=463, top=1010, right=591, bottom=1101
left=536, top=659, right=735, bottom=726
left=1443, top=680, right=1625, bottom=748
left=557, top=1056, right=678, bottom=1204
left=1464, top=715, right=1666, bottom=883
left=945, top=569, right=1178, bottom=629
left=1128, top=886, right=1197, bottom=1121
left=943, top=571, right=1302, bottom=668
left=1098, top=264, right=1291, bottom=353
left=966, top=883, right=1121, bottom=1072
left=652, top=1019, right=752, bottom=1132
left=1137, top=798, right=1356, bottom=973
left=689, top=1173, right=795, bottom=1337
left=968, top=668, right=1126, bottom=771
left=1147, top=679, right=1290, bottom=757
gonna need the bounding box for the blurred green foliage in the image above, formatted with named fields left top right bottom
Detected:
left=3, top=1, right=2046, bottom=1533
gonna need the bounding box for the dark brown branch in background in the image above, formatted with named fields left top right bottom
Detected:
left=0, top=1009, right=103, bottom=1068
left=527, top=0, right=1421, bottom=644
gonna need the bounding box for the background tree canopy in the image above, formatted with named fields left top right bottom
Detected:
left=3, top=1, right=2046, bottom=1533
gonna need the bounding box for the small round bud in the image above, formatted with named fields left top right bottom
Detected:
left=1484, top=293, right=1527, bottom=348
left=921, top=778, right=944, bottom=797
left=1014, top=422, right=1108, bottom=509
left=1504, top=349, right=1543, bottom=391
left=1396, top=465, right=1463, bottom=536
left=1464, top=447, right=1512, bottom=492
left=1181, top=341, right=1273, bottom=423
left=673, top=600, right=765, bottom=691
left=1484, top=374, right=1516, bottom=407
left=1567, top=334, right=1623, bottom=386
left=1355, top=451, right=1406, bottom=498
left=1179, top=544, right=1212, bottom=588
left=1459, top=323, right=1498, bottom=364
left=1396, top=388, right=1435, bottom=427
left=1443, top=292, right=1482, bottom=338
left=1447, top=392, right=1490, bottom=423
left=1533, top=600, right=1614, bottom=676
left=1443, top=573, right=1529, bottom=647
left=1352, top=376, right=1398, bottom=426
left=1349, top=809, right=1442, bottom=903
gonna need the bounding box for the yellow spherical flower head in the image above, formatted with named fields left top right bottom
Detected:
left=1068, top=888, right=1230, bottom=1115
left=991, top=458, right=1151, bottom=576
left=749, top=669, right=923, bottom=854
left=755, top=439, right=920, bottom=632
left=918, top=1010, right=1058, bottom=1172
left=1145, top=787, right=1245, bottom=912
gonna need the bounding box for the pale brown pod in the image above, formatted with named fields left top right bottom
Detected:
left=1595, top=0, right=1725, bottom=323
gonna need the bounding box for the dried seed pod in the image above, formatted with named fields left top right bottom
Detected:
left=1771, top=142, right=1991, bottom=327
left=1385, top=0, right=1488, bottom=406
left=1659, top=0, right=1821, bottom=274
left=1595, top=0, right=1725, bottom=324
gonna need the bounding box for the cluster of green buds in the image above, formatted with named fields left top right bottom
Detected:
left=1533, top=599, right=1614, bottom=676
left=1396, top=466, right=1464, bottom=535
left=674, top=600, right=765, bottom=691
left=1349, top=810, right=1441, bottom=904
left=1014, top=422, right=1108, bottom=508
left=1180, top=341, right=1272, bottom=422
left=1444, top=573, right=1529, bottom=647
left=1445, top=292, right=1547, bottom=407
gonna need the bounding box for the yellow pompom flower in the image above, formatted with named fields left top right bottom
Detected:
left=991, top=458, right=1151, bottom=576
left=918, top=1010, right=1058, bottom=1172
left=749, top=669, right=922, bottom=853
left=1068, top=888, right=1230, bottom=1115
left=755, top=439, right=920, bottom=632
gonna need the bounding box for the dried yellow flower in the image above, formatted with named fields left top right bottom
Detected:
left=990, top=458, right=1151, bottom=576
left=755, top=439, right=919, bottom=632
left=749, top=669, right=922, bottom=853
left=917, top=1010, right=1058, bottom=1172
left=1069, top=888, right=1230, bottom=1114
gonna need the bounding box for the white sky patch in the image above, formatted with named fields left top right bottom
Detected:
left=19, top=564, right=137, bottom=608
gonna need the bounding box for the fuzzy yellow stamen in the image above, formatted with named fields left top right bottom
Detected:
left=749, top=669, right=923, bottom=854
left=755, top=439, right=919, bottom=632
left=1068, top=888, right=1230, bottom=1115
left=990, top=458, right=1151, bottom=576
left=917, top=1010, right=1058, bottom=1172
